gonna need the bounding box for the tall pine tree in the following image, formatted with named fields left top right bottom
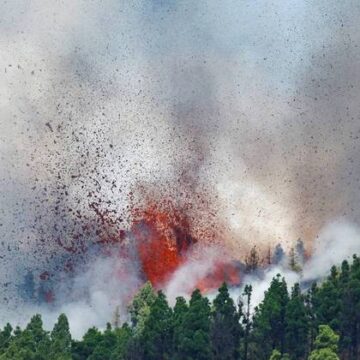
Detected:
left=308, top=325, right=340, bottom=360
left=211, top=283, right=242, bottom=360
left=172, top=296, right=188, bottom=359
left=177, top=289, right=212, bottom=360
left=142, top=291, right=173, bottom=360
left=251, top=275, right=289, bottom=359
left=241, top=284, right=252, bottom=360
left=50, top=313, right=72, bottom=360
left=285, top=283, right=308, bottom=359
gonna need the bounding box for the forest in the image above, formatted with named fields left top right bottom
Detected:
left=1, top=255, right=360, bottom=360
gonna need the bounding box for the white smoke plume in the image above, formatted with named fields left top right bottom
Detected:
left=164, top=245, right=225, bottom=304
left=226, top=220, right=360, bottom=311
left=0, top=250, right=142, bottom=339
left=303, top=220, right=360, bottom=281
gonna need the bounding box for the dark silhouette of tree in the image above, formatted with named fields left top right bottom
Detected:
left=288, top=248, right=301, bottom=272
left=111, top=323, right=132, bottom=360
left=285, top=283, right=308, bottom=359
left=312, top=266, right=341, bottom=332
left=272, top=244, right=285, bottom=265
left=72, top=327, right=102, bottom=360
left=0, top=324, right=12, bottom=356
left=177, top=289, right=212, bottom=360
left=142, top=291, right=173, bottom=360
left=89, top=323, right=117, bottom=360
left=211, top=283, right=242, bottom=360
left=245, top=246, right=260, bottom=273
left=241, top=284, right=252, bottom=360
left=172, top=296, right=188, bottom=359
left=251, top=275, right=289, bottom=359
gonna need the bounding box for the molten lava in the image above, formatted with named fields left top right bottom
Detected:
left=131, top=202, right=243, bottom=293
left=132, top=203, right=196, bottom=287
left=196, top=261, right=242, bottom=293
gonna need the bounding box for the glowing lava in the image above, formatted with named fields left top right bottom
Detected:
left=196, top=261, right=242, bottom=293
left=130, top=202, right=243, bottom=293
left=132, top=203, right=196, bottom=287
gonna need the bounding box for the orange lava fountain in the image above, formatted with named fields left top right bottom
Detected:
left=131, top=202, right=242, bottom=292
left=131, top=203, right=196, bottom=287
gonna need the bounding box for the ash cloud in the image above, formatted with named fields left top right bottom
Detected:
left=1, top=0, right=360, bottom=335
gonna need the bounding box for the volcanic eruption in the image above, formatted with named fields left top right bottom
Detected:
left=2, top=0, right=360, bottom=338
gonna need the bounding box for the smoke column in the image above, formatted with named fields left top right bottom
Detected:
left=1, top=0, right=360, bottom=336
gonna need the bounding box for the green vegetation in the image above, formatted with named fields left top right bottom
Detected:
left=3, top=255, right=360, bottom=359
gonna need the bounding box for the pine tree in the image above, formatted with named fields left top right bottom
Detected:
left=269, top=349, right=290, bottom=360
left=113, top=306, right=121, bottom=330
left=172, top=296, right=188, bottom=359
left=288, top=248, right=301, bottom=273
left=269, top=349, right=282, bottom=360
left=241, top=284, right=252, bottom=360
left=285, top=283, right=309, bottom=359
left=50, top=313, right=72, bottom=360
left=312, top=266, right=341, bottom=332
left=0, top=314, right=50, bottom=360
left=251, top=275, right=289, bottom=359
left=338, top=256, right=360, bottom=358
left=25, top=314, right=50, bottom=356
left=308, top=325, right=340, bottom=360
left=124, top=335, right=143, bottom=360
left=211, top=283, right=242, bottom=360
left=245, top=246, right=260, bottom=273
left=124, top=282, right=157, bottom=360
left=128, top=282, right=157, bottom=335
left=72, top=327, right=103, bottom=360
left=338, top=259, right=352, bottom=356
left=142, top=291, right=173, bottom=360
left=110, top=323, right=132, bottom=360
left=272, top=244, right=285, bottom=265
left=88, top=324, right=117, bottom=360
left=177, top=289, right=212, bottom=360
left=295, top=239, right=305, bottom=265
left=266, top=248, right=272, bottom=266
left=306, top=282, right=319, bottom=351
left=0, top=324, right=12, bottom=355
